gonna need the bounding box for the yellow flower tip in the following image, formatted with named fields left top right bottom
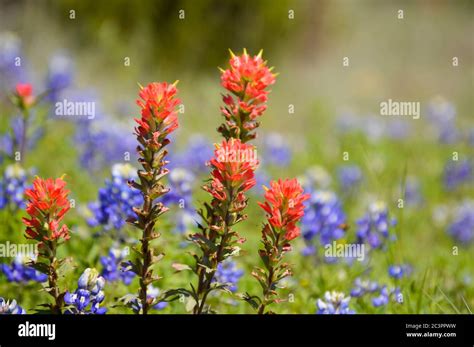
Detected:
left=214, top=143, right=221, bottom=150
left=262, top=185, right=269, bottom=192
left=172, top=80, right=180, bottom=87
left=137, top=82, right=144, bottom=90
left=60, top=173, right=67, bottom=181
left=257, top=49, right=263, bottom=58
left=243, top=48, right=248, bottom=56
left=228, top=48, right=236, bottom=58
left=218, top=67, right=226, bottom=73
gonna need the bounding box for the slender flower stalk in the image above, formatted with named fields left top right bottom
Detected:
left=22, top=176, right=71, bottom=314
left=190, top=138, right=258, bottom=313
left=246, top=178, right=309, bottom=314
left=12, top=83, right=36, bottom=163
left=126, top=82, right=180, bottom=314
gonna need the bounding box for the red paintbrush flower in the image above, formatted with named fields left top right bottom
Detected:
left=134, top=82, right=181, bottom=145
left=15, top=83, right=35, bottom=107
left=219, top=49, right=276, bottom=142
left=258, top=178, right=309, bottom=240
left=203, top=138, right=259, bottom=202
left=22, top=177, right=71, bottom=242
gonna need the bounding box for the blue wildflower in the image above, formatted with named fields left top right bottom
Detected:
left=0, top=297, right=25, bottom=314
left=448, top=200, right=474, bottom=245
left=443, top=159, right=472, bottom=191
left=301, top=190, right=347, bottom=259
left=213, top=259, right=244, bottom=292
left=388, top=264, right=412, bottom=279
left=45, top=53, right=74, bottom=102
left=100, top=247, right=135, bottom=285
left=337, top=165, right=363, bottom=191
left=262, top=132, right=292, bottom=167
left=64, top=268, right=106, bottom=314
left=88, top=164, right=143, bottom=238
left=350, top=277, right=379, bottom=297
left=173, top=135, right=213, bottom=174
left=426, top=99, right=459, bottom=144
left=356, top=202, right=396, bottom=250
left=372, top=286, right=401, bottom=308
left=1, top=253, right=47, bottom=283
left=0, top=164, right=29, bottom=210
left=316, top=291, right=355, bottom=314
left=129, top=285, right=168, bottom=313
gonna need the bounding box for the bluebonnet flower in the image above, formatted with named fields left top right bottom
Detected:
left=337, top=165, right=363, bottom=191
left=100, top=247, right=135, bottom=285
left=316, top=291, right=355, bottom=314
left=443, top=159, right=473, bottom=191
left=447, top=200, right=474, bottom=245
left=45, top=53, right=74, bottom=102
left=161, top=168, right=199, bottom=234
left=356, top=202, right=396, bottom=250
left=426, top=99, right=459, bottom=144
left=0, top=164, right=29, bottom=210
left=403, top=177, right=423, bottom=206
left=64, top=268, right=106, bottom=314
left=173, top=135, right=213, bottom=174
left=0, top=297, right=25, bottom=314
left=301, top=190, right=347, bottom=259
left=1, top=253, right=47, bottom=283
left=350, top=277, right=379, bottom=297
left=388, top=264, right=412, bottom=279
left=88, top=163, right=143, bottom=238
left=129, top=285, right=168, bottom=313
left=213, top=259, right=244, bottom=292
left=372, top=286, right=401, bottom=307
left=0, top=32, right=27, bottom=89
left=262, top=132, right=292, bottom=167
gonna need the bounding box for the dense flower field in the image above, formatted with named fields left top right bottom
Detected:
left=0, top=35, right=473, bottom=315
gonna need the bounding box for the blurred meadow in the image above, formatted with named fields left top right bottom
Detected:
left=0, top=0, right=473, bottom=314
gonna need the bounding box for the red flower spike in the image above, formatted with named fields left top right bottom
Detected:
left=15, top=83, right=35, bottom=107
left=258, top=178, right=309, bottom=241
left=134, top=82, right=181, bottom=139
left=203, top=138, right=259, bottom=203
left=219, top=49, right=276, bottom=142
left=22, top=177, right=71, bottom=242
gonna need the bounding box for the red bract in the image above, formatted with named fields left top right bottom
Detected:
left=15, top=83, right=35, bottom=106
left=134, top=82, right=181, bottom=141
left=22, top=177, right=71, bottom=242
left=219, top=49, right=276, bottom=142
left=204, top=138, right=259, bottom=202
left=258, top=178, right=309, bottom=240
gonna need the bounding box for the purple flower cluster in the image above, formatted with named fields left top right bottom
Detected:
left=316, top=291, right=355, bottom=314
left=388, top=264, right=412, bottom=279
left=1, top=253, right=47, bottom=283
left=0, top=164, right=29, bottom=210
left=88, top=164, right=143, bottom=237
left=350, top=277, right=401, bottom=308
left=261, top=132, right=292, bottom=167
left=447, top=200, right=474, bottom=245
left=129, top=285, right=168, bottom=313
left=64, top=268, right=106, bottom=314
left=337, top=164, right=363, bottom=191
left=443, top=159, right=472, bottom=191
left=45, top=53, right=74, bottom=102
left=160, top=167, right=198, bottom=234
left=0, top=297, right=25, bottom=314
left=100, top=247, right=135, bottom=285
left=213, top=259, right=244, bottom=292
left=301, top=190, right=347, bottom=259
left=426, top=99, right=459, bottom=144
left=356, top=202, right=396, bottom=250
